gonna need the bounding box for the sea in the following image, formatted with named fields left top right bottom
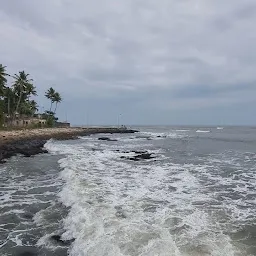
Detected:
left=1, top=126, right=256, bottom=256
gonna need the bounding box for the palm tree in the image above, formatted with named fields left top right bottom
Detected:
left=30, top=100, right=38, bottom=116
left=53, top=92, right=62, bottom=114
left=45, top=87, right=56, bottom=112
left=25, top=83, right=37, bottom=100
left=0, top=65, right=9, bottom=127
left=0, top=64, right=8, bottom=97
left=13, top=71, right=33, bottom=115
left=4, top=87, right=15, bottom=116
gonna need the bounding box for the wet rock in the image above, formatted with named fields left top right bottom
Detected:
left=0, top=139, right=48, bottom=163
left=130, top=153, right=154, bottom=161
left=51, top=235, right=75, bottom=246
left=98, top=137, right=117, bottom=141
left=131, top=150, right=147, bottom=154
left=168, top=186, right=177, bottom=192
left=119, top=150, right=155, bottom=161
left=128, top=157, right=140, bottom=161
left=21, top=212, right=34, bottom=220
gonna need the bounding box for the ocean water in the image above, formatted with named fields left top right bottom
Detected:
left=1, top=126, right=256, bottom=256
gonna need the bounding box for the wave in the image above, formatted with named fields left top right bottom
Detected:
left=196, top=130, right=211, bottom=133
left=139, top=131, right=186, bottom=139
left=44, top=137, right=238, bottom=256
left=217, top=127, right=224, bottom=130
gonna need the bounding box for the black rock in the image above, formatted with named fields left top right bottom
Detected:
left=98, top=137, right=117, bottom=141
left=129, top=153, right=155, bottom=161
left=131, top=150, right=147, bottom=154
left=0, top=139, right=48, bottom=164
left=21, top=212, right=34, bottom=220
left=50, top=235, right=75, bottom=246
left=129, top=157, right=140, bottom=161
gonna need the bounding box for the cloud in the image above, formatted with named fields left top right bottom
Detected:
left=0, top=0, right=256, bottom=124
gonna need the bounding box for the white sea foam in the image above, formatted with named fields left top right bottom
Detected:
left=45, top=136, right=239, bottom=256
left=0, top=155, right=64, bottom=251
left=139, top=131, right=186, bottom=139
left=196, top=130, right=211, bottom=133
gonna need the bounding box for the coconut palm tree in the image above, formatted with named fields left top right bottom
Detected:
left=53, top=92, right=62, bottom=114
left=45, top=87, right=56, bottom=112
left=0, top=64, right=8, bottom=97
left=13, top=71, right=33, bottom=115
left=29, top=100, right=38, bottom=116
left=0, top=65, right=9, bottom=126
left=4, top=87, right=15, bottom=116
left=25, top=83, right=37, bottom=100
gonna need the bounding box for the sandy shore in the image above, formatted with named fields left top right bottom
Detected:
left=0, top=127, right=138, bottom=163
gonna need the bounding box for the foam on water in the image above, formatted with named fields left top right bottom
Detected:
left=45, top=135, right=240, bottom=256
left=196, top=130, right=211, bottom=133
left=138, top=131, right=187, bottom=139
left=0, top=154, right=66, bottom=255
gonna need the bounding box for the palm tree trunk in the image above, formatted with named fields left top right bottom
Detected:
left=7, top=96, right=10, bottom=116
left=54, top=103, right=58, bottom=115
left=15, top=92, right=22, bottom=116
left=49, top=101, right=53, bottom=112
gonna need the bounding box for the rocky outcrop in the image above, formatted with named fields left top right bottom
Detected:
left=0, top=139, right=47, bottom=164
left=120, top=150, right=155, bottom=161
left=0, top=127, right=138, bottom=164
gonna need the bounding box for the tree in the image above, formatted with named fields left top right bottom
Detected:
left=25, top=83, right=37, bottom=100
left=0, top=64, right=9, bottom=126
left=0, top=64, right=63, bottom=129
left=45, top=87, right=56, bottom=112
left=53, top=92, right=62, bottom=114
left=30, top=100, right=38, bottom=116
left=12, top=71, right=34, bottom=115
left=0, top=64, right=8, bottom=97
left=4, top=87, right=15, bottom=116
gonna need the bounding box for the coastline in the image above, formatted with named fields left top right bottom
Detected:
left=0, top=127, right=138, bottom=163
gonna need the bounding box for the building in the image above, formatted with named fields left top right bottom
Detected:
left=8, top=117, right=47, bottom=127
left=55, top=121, right=70, bottom=128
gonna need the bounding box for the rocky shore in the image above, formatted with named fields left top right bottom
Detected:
left=0, top=127, right=137, bottom=164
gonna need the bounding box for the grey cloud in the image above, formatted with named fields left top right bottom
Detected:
left=0, top=0, right=256, bottom=124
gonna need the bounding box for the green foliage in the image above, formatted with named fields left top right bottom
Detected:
left=0, top=64, right=63, bottom=129
left=46, top=116, right=55, bottom=127
left=0, top=64, right=8, bottom=97
left=0, top=99, right=4, bottom=128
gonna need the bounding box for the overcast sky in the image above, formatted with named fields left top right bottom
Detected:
left=0, top=0, right=256, bottom=126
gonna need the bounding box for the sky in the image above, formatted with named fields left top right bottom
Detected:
left=0, top=0, right=256, bottom=126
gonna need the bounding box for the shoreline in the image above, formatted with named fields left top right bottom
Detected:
left=0, top=127, right=138, bottom=163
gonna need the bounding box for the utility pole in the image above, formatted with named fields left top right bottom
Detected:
left=117, top=114, right=121, bottom=128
